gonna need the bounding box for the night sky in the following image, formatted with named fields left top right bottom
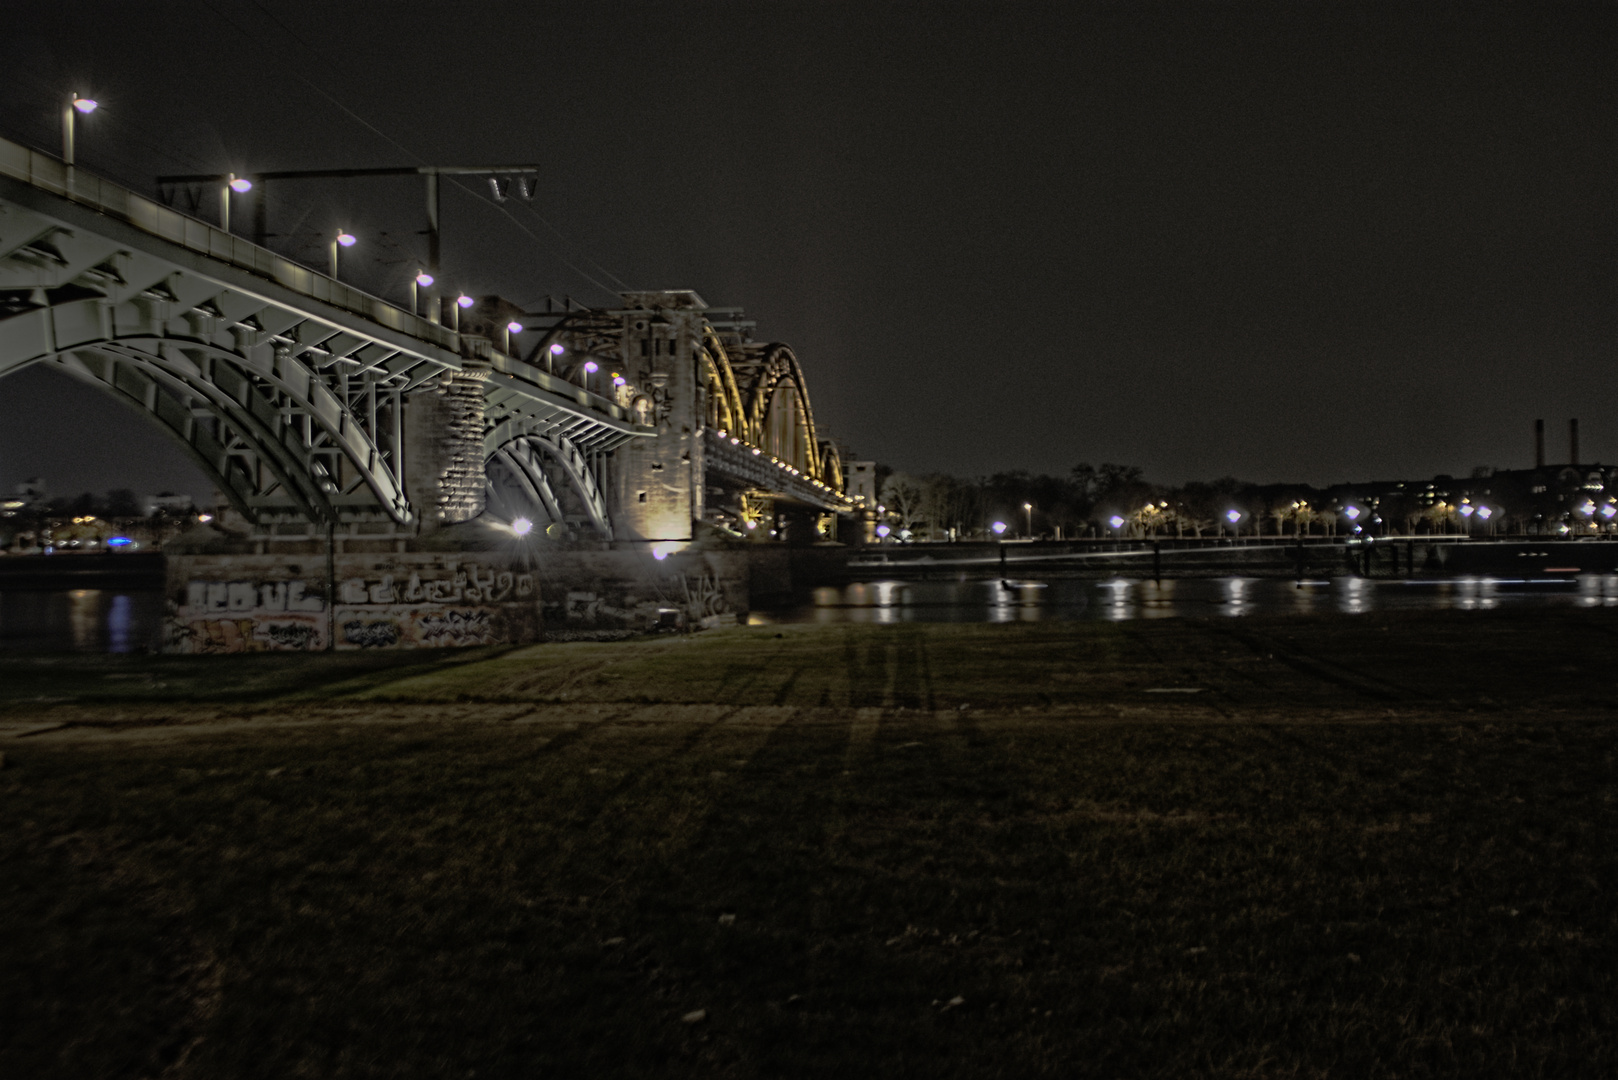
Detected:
left=1, top=1, right=1613, bottom=504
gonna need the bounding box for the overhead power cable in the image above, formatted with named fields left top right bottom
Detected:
left=194, top=0, right=630, bottom=301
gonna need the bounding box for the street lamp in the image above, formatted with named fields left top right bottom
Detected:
left=219, top=174, right=252, bottom=232
left=411, top=271, right=434, bottom=316
left=582, top=360, right=598, bottom=390
left=63, top=94, right=97, bottom=167
left=329, top=230, right=356, bottom=279
left=1023, top=501, right=1033, bottom=538
left=547, top=341, right=564, bottom=373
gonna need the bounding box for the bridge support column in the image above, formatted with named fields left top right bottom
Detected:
left=610, top=292, right=710, bottom=547
left=405, top=363, right=489, bottom=530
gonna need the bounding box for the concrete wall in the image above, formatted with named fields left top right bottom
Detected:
left=164, top=546, right=751, bottom=653
left=166, top=550, right=541, bottom=653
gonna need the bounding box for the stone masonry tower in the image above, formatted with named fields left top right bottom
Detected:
left=608, top=290, right=710, bottom=544
left=401, top=296, right=525, bottom=532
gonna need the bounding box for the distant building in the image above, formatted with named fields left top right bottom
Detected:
left=845, top=460, right=880, bottom=543
left=845, top=461, right=879, bottom=508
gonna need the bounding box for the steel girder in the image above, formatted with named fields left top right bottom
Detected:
left=485, top=415, right=614, bottom=539
left=0, top=135, right=651, bottom=527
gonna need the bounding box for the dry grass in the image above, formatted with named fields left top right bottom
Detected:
left=2, top=610, right=1615, bottom=1078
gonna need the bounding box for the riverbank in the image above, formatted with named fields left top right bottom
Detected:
left=3, top=611, right=1615, bottom=1077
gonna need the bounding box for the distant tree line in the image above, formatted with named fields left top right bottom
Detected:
left=875, top=462, right=1618, bottom=540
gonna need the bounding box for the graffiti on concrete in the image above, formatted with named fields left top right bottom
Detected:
left=186, top=579, right=325, bottom=612
left=171, top=561, right=538, bottom=653
left=176, top=615, right=325, bottom=654
left=417, top=610, right=494, bottom=646
left=343, top=619, right=401, bottom=648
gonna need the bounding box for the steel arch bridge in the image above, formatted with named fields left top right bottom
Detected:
left=520, top=296, right=854, bottom=544
left=0, top=135, right=647, bottom=535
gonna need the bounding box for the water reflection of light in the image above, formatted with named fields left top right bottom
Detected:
left=107, top=594, right=133, bottom=653
left=1139, top=578, right=1176, bottom=619
left=1576, top=573, right=1618, bottom=608
left=1455, top=576, right=1500, bottom=611
left=1100, top=578, right=1132, bottom=621
left=68, top=589, right=101, bottom=650
left=1223, top=577, right=1249, bottom=617
left=1338, top=575, right=1370, bottom=615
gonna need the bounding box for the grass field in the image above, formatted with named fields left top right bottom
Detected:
left=3, top=609, right=1615, bottom=1078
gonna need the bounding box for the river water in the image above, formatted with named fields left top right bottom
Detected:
left=5, top=575, right=1618, bottom=651
left=748, top=573, right=1618, bottom=625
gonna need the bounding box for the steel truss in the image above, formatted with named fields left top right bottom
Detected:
left=0, top=136, right=649, bottom=527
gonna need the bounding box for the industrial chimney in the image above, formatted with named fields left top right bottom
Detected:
left=1535, top=418, right=1545, bottom=469
left=1570, top=418, right=1580, bottom=466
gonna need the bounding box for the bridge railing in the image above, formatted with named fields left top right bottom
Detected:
left=0, top=134, right=459, bottom=354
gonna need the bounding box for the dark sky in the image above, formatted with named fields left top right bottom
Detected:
left=1, top=0, right=1614, bottom=503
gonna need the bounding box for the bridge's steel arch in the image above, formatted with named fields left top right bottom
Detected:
left=0, top=135, right=649, bottom=529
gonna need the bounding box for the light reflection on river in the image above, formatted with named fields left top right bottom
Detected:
left=0, top=589, right=165, bottom=652
left=6, top=577, right=1618, bottom=651
left=750, top=574, right=1618, bottom=625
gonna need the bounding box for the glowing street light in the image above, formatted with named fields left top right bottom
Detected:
left=506, top=321, right=524, bottom=334
left=411, top=270, right=434, bottom=316
left=582, top=360, right=598, bottom=390
left=991, top=520, right=1008, bottom=536
left=63, top=94, right=97, bottom=166
left=1023, top=501, right=1033, bottom=538
left=511, top=517, right=534, bottom=537
left=456, top=294, right=475, bottom=308
left=329, top=230, right=356, bottom=278
left=876, top=524, right=892, bottom=539
left=1109, top=515, right=1126, bottom=530
left=216, top=173, right=255, bottom=233
left=1344, top=505, right=1361, bottom=521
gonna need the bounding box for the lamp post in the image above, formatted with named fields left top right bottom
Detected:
left=411, top=271, right=434, bottom=316
left=329, top=230, right=356, bottom=279
left=63, top=93, right=97, bottom=167
left=1023, top=501, right=1033, bottom=538
left=220, top=174, right=252, bottom=233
